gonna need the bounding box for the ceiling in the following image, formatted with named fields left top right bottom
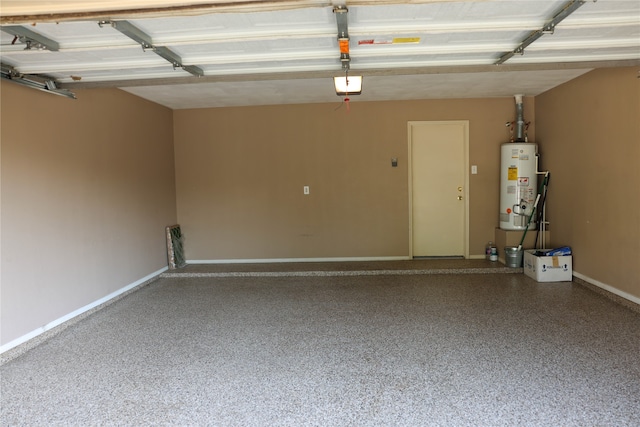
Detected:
left=1, top=0, right=639, bottom=109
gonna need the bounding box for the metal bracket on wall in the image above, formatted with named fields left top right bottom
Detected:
left=100, top=20, right=205, bottom=77
left=495, top=0, right=586, bottom=65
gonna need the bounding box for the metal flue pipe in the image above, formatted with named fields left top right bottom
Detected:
left=514, top=94, right=525, bottom=142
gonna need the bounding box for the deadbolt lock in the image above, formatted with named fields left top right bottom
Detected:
left=457, top=186, right=463, bottom=192
left=458, top=196, right=463, bottom=200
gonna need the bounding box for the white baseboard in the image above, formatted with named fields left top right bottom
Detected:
left=0, top=266, right=167, bottom=356
left=573, top=271, right=640, bottom=306
left=188, top=256, right=412, bottom=264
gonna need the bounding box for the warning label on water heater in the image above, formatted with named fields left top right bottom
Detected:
left=518, top=177, right=529, bottom=186
left=508, top=167, right=518, bottom=180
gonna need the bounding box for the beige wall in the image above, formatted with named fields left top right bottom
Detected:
left=174, top=97, right=535, bottom=261
left=535, top=67, right=640, bottom=300
left=0, top=82, right=177, bottom=346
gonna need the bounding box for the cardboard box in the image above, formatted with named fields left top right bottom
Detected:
left=523, top=249, right=573, bottom=282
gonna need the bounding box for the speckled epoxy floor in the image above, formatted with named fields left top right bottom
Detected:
left=2, top=268, right=639, bottom=426
left=160, top=258, right=519, bottom=278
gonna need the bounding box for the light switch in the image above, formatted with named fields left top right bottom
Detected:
left=303, top=186, right=310, bottom=195
left=471, top=165, right=478, bottom=174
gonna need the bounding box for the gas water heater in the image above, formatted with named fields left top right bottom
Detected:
left=499, top=95, right=538, bottom=231
left=499, top=143, right=537, bottom=230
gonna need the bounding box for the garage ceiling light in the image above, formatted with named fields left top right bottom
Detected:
left=334, top=74, right=362, bottom=96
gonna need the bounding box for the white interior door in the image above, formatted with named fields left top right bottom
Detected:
left=409, top=121, right=468, bottom=257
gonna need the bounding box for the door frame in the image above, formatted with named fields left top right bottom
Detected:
left=408, top=120, right=470, bottom=259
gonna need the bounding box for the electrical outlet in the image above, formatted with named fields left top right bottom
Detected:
left=471, top=165, right=478, bottom=174
left=303, top=186, right=310, bottom=195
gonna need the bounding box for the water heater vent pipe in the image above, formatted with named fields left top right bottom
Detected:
left=514, top=94, right=525, bottom=142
